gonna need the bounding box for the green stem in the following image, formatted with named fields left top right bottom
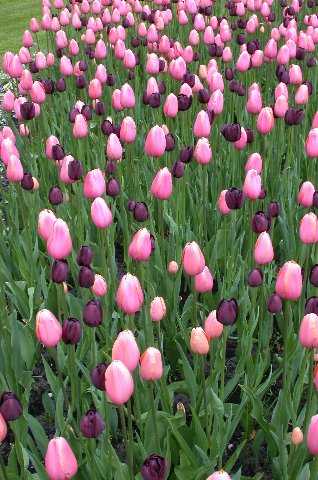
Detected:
left=200, top=355, right=209, bottom=449
left=119, top=406, right=133, bottom=479
left=148, top=382, right=160, bottom=452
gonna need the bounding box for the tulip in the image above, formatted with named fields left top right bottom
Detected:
left=190, top=327, right=209, bottom=354
left=275, top=261, right=302, bottom=301
left=298, top=181, right=315, bottom=207
left=79, top=266, right=95, bottom=288
left=91, top=274, right=108, bottom=297
left=80, top=410, right=105, bottom=438
left=291, top=427, right=303, bottom=446
left=62, top=318, right=82, bottom=345
left=306, top=129, right=318, bottom=158
left=163, top=93, right=178, bottom=118
left=83, top=169, right=106, bottom=199
left=91, top=362, right=108, bottom=391
left=73, top=114, right=88, bottom=138
left=168, top=261, right=179, bottom=274
left=151, top=168, right=173, bottom=200
left=207, top=471, right=231, bottom=480
left=52, top=260, right=69, bottom=284
left=38, top=210, right=57, bottom=241
left=0, top=392, right=22, bottom=422
left=204, top=311, right=224, bottom=340
left=193, top=110, right=211, bottom=138
left=216, top=299, right=238, bottom=326
left=217, top=190, right=231, bottom=215
left=77, top=246, right=93, bottom=267
left=194, top=138, right=212, bottom=164
left=245, top=153, right=263, bottom=174
left=0, top=413, right=7, bottom=442
left=299, top=213, right=318, bottom=244
left=307, top=415, right=318, bottom=455
left=140, top=347, right=163, bottom=381
left=112, top=330, right=140, bottom=371
left=116, top=273, right=144, bottom=315
left=254, top=232, right=274, bottom=264
left=182, top=242, right=205, bottom=276
left=6, top=155, right=24, bottom=182
left=120, top=116, right=136, bottom=143
left=141, top=454, right=168, bottom=480
left=243, top=169, right=262, bottom=200
left=150, top=297, right=166, bottom=322
left=106, top=133, right=122, bottom=161
left=47, top=219, right=72, bottom=260
left=194, top=266, right=214, bottom=293
left=144, top=126, right=166, bottom=157
left=36, top=309, right=62, bottom=348
left=105, top=360, right=134, bottom=404
left=299, top=314, right=318, bottom=348
left=45, top=437, right=78, bottom=480
left=83, top=299, right=103, bottom=327
left=257, top=107, right=274, bottom=135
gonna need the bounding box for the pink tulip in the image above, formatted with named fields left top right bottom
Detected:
left=150, top=167, right=173, bottom=200
left=120, top=117, right=136, bottom=143
left=73, top=114, right=88, bottom=138
left=36, top=310, right=62, bottom=348
left=0, top=413, right=7, bottom=442
left=112, top=330, right=140, bottom=371
left=246, top=90, right=262, bottom=114
left=150, top=297, right=166, bottom=322
left=190, top=327, right=209, bottom=354
left=275, top=261, right=302, bottom=300
left=38, top=210, right=57, bottom=241
left=120, top=83, right=135, bottom=109
left=168, top=261, right=179, bottom=274
left=6, top=155, right=24, bottom=182
left=83, top=169, right=106, bottom=199
left=163, top=93, right=178, bottom=118
left=45, top=437, right=78, bottom=480
left=306, top=129, right=318, bottom=158
left=298, top=181, right=315, bottom=208
left=95, top=39, right=107, bottom=59
left=91, top=274, right=108, bottom=297
left=140, top=347, right=163, bottom=380
left=116, top=273, right=144, bottom=315
left=207, top=471, right=231, bottom=480
left=254, top=232, right=274, bottom=264
left=106, top=133, right=122, bottom=161
left=299, top=213, right=318, bottom=244
left=2, top=90, right=15, bottom=111
left=128, top=228, right=152, bottom=261
left=234, top=127, right=247, bottom=150
left=88, top=79, right=102, bottom=99
left=299, top=314, right=318, bottom=348
left=144, top=125, right=166, bottom=157
left=194, top=266, right=213, bottom=293
left=245, top=153, right=262, bottom=173
left=243, top=169, right=262, bottom=200
left=289, top=64, right=303, bottom=84
left=274, top=95, right=289, bottom=118
left=217, top=190, right=231, bottom=215
left=208, top=89, right=223, bottom=115
left=236, top=50, right=251, bottom=72
left=204, top=310, right=224, bottom=340
left=194, top=138, right=212, bottom=164
left=91, top=198, right=113, bottom=228
left=193, top=110, right=211, bottom=138
left=257, top=107, right=274, bottom=135
left=47, top=219, right=72, bottom=259
left=182, top=242, right=205, bottom=276
left=105, top=360, right=134, bottom=404
left=295, top=85, right=309, bottom=105
left=307, top=415, right=318, bottom=455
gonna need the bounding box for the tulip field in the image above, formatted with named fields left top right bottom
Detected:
left=1, top=0, right=318, bottom=478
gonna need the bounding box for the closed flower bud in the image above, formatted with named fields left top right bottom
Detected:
left=291, top=427, right=303, bottom=446
left=267, top=294, right=283, bottom=314
left=91, top=274, right=108, bottom=297
left=247, top=268, right=263, bottom=287
left=225, top=188, right=244, bottom=210
left=0, top=413, right=7, bottom=442
left=80, top=410, right=105, bottom=438
left=79, top=266, right=95, bottom=288
left=307, top=415, right=318, bottom=455
left=194, top=266, right=214, bottom=293
left=45, top=437, right=78, bottom=480
left=204, top=310, right=223, bottom=340
left=243, top=169, right=262, bottom=200
left=105, top=360, right=134, bottom=404
left=62, top=317, right=82, bottom=345
left=182, top=241, right=205, bottom=276
left=254, top=232, right=274, bottom=264
left=150, top=297, right=166, bottom=322
left=77, top=245, right=93, bottom=267
left=190, top=327, right=209, bottom=354
left=36, top=309, right=62, bottom=348
left=141, top=454, right=168, bottom=480
left=299, top=213, right=318, bottom=244
left=305, top=297, right=318, bottom=316
left=47, top=219, right=72, bottom=260
left=140, top=347, right=163, bottom=381
left=116, top=273, right=144, bottom=315
left=83, top=299, right=103, bottom=327
left=216, top=299, right=238, bottom=326
left=268, top=201, right=280, bottom=218
left=298, top=181, right=315, bottom=208
left=310, top=265, right=318, bottom=287
left=134, top=202, right=149, bottom=222
left=252, top=211, right=270, bottom=233
left=221, top=123, right=241, bottom=142
left=299, top=313, right=318, bottom=348
left=207, top=471, right=231, bottom=480
left=38, top=210, right=56, bottom=241
left=168, top=261, right=179, bottom=274
left=68, top=159, right=83, bottom=181
left=275, top=261, right=302, bottom=301
left=52, top=259, right=69, bottom=283
left=91, top=197, right=113, bottom=228
left=112, top=330, right=140, bottom=371
left=91, top=363, right=108, bottom=390
left=151, top=167, right=173, bottom=200
left=21, top=172, right=34, bottom=190
left=0, top=392, right=22, bottom=422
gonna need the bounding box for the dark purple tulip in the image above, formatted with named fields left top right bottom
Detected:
left=106, top=178, right=121, bottom=197
left=21, top=173, right=34, bottom=191
left=82, top=105, right=92, bottom=121
left=134, top=202, right=149, bottom=222
left=267, top=294, right=283, bottom=314
left=247, top=269, right=263, bottom=287
left=69, top=108, right=79, bottom=123
left=165, top=133, right=175, bottom=151
left=237, top=18, right=247, bottom=28
left=131, top=37, right=140, bottom=47
left=0, top=392, right=22, bottom=421
left=56, top=48, right=63, bottom=58
left=198, top=88, right=210, bottom=104
left=310, top=265, right=318, bottom=287
left=252, top=211, right=270, bottom=233
left=49, top=186, right=63, bottom=205
left=29, top=61, right=39, bottom=73
left=76, top=75, right=87, bottom=89
left=258, top=189, right=267, bottom=200
left=177, top=94, right=192, bottom=111
left=158, top=80, right=166, bottom=95
left=62, top=317, right=82, bottom=345
left=106, top=73, right=116, bottom=86
left=296, top=47, right=306, bottom=60
left=141, top=454, right=168, bottom=480
left=52, top=144, right=65, bottom=161
left=245, top=128, right=254, bottom=144
left=101, top=119, right=113, bottom=136
left=95, top=101, right=105, bottom=116
left=284, top=108, right=304, bottom=126
left=313, top=191, right=318, bottom=208
left=56, top=78, right=66, bottom=92
left=179, top=146, right=193, bottom=163
left=236, top=34, right=246, bottom=45
left=80, top=410, right=105, bottom=438
left=20, top=101, right=35, bottom=120
left=77, top=245, right=93, bottom=267
left=148, top=93, right=161, bottom=108
left=79, top=266, right=95, bottom=288
left=268, top=201, right=280, bottom=218
left=221, top=123, right=241, bottom=142
left=41, top=79, right=55, bottom=94
left=68, top=159, right=83, bottom=181
left=305, top=297, right=318, bottom=315
left=142, top=91, right=149, bottom=105
left=183, top=72, right=195, bottom=88
left=127, top=200, right=136, bottom=212
left=158, top=59, right=165, bottom=72
left=225, top=67, right=235, bottom=81
left=225, top=188, right=244, bottom=209
left=171, top=161, right=185, bottom=178
left=216, top=299, right=238, bottom=326
left=307, top=57, right=317, bottom=68
left=303, top=81, right=313, bottom=96
left=106, top=161, right=117, bottom=175
left=91, top=363, right=108, bottom=390
left=52, top=259, right=69, bottom=283
left=247, top=41, right=257, bottom=55
left=83, top=299, right=103, bottom=327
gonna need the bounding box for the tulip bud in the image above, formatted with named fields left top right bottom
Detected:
left=150, top=297, right=166, bottom=322
left=116, top=273, right=144, bottom=315
left=291, top=427, right=303, bottom=446
left=204, top=310, right=223, bottom=340
left=168, top=261, right=179, bottom=274
left=254, top=232, right=274, bottom=264
left=91, top=274, right=108, bottom=297
left=79, top=266, right=95, bottom=288
left=0, top=392, right=22, bottom=422
left=225, top=188, right=244, bottom=210
left=80, top=410, right=105, bottom=438
left=128, top=229, right=152, bottom=262
left=47, top=219, right=72, bottom=260
left=190, top=327, right=209, bottom=354
left=307, top=415, right=318, bottom=455
left=36, top=309, right=62, bottom=347
left=83, top=299, right=103, bottom=327
left=267, top=294, right=283, bottom=314
left=252, top=212, right=270, bottom=233
left=310, top=265, right=318, bottom=287
left=299, top=314, right=318, bottom=348
left=51, top=259, right=69, bottom=283
left=45, top=437, right=78, bottom=480
left=194, top=266, right=214, bottom=293
left=141, top=454, right=168, bottom=480
left=207, top=471, right=231, bottom=480
left=77, top=245, right=93, bottom=267
left=38, top=210, right=56, bottom=241
left=182, top=242, right=205, bottom=276
left=62, top=318, right=82, bottom=345
left=0, top=413, right=7, bottom=442
left=91, top=363, right=108, bottom=390
left=275, top=261, right=302, bottom=301
left=216, top=299, right=238, bottom=326
left=140, top=347, right=163, bottom=381
left=112, top=330, right=140, bottom=371
left=133, top=202, right=149, bottom=222
left=247, top=268, right=263, bottom=287
left=105, top=360, right=134, bottom=404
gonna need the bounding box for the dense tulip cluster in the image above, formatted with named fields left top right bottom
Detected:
left=1, top=0, right=318, bottom=478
